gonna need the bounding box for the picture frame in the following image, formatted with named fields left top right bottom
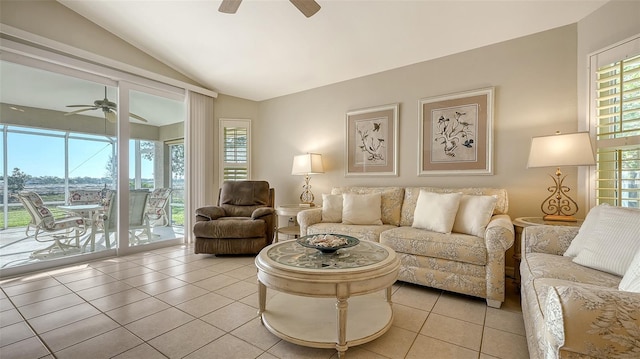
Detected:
left=345, top=103, right=399, bottom=177
left=418, top=87, right=494, bottom=176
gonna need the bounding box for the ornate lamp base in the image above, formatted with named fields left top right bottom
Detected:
left=299, top=174, right=316, bottom=206
left=540, top=167, right=579, bottom=222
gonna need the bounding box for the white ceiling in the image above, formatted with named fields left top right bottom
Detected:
left=57, top=0, right=608, bottom=102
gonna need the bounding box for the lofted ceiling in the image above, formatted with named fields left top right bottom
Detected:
left=57, top=0, right=609, bottom=102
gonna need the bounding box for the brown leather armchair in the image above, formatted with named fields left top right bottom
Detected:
left=193, top=181, right=276, bottom=255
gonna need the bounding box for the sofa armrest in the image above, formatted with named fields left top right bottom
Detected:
left=485, top=214, right=515, bottom=252
left=297, top=208, right=323, bottom=236
left=544, top=284, right=640, bottom=359
left=522, top=226, right=578, bottom=256
left=195, top=206, right=226, bottom=221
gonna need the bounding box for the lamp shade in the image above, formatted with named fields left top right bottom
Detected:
left=527, top=132, right=595, bottom=168
left=291, top=153, right=324, bottom=175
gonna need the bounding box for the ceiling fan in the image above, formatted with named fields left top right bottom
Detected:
left=219, top=0, right=320, bottom=18
left=64, top=87, right=148, bottom=123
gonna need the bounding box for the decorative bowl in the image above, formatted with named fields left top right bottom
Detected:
left=296, top=234, right=360, bottom=254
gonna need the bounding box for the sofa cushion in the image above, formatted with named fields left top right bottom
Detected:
left=452, top=194, right=497, bottom=238
left=620, top=249, right=640, bottom=292
left=307, top=223, right=396, bottom=243
left=572, top=205, right=640, bottom=276
left=380, top=227, right=488, bottom=266
left=400, top=187, right=508, bottom=227
left=522, top=253, right=621, bottom=289
left=321, top=194, right=343, bottom=223
left=342, top=193, right=382, bottom=225
left=412, top=191, right=462, bottom=234
left=331, top=187, right=404, bottom=225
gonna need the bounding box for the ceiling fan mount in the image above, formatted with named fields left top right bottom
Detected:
left=65, top=87, right=148, bottom=123
left=219, top=0, right=320, bottom=18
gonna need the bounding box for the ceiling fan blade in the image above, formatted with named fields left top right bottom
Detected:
left=219, top=0, right=242, bottom=14
left=66, top=104, right=95, bottom=108
left=129, top=113, right=148, bottom=123
left=290, top=0, right=320, bottom=17
left=105, top=110, right=117, bottom=123
left=64, top=107, right=98, bottom=116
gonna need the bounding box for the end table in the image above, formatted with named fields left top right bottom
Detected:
left=275, top=204, right=310, bottom=242
left=513, top=217, right=584, bottom=289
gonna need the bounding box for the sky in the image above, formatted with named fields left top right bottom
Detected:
left=2, top=128, right=153, bottom=179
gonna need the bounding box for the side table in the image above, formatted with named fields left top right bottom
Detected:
left=275, top=204, right=310, bottom=242
left=512, top=217, right=583, bottom=289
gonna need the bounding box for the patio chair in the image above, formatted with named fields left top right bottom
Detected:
left=16, top=191, right=87, bottom=258
left=94, top=190, right=152, bottom=248
left=144, top=188, right=173, bottom=226
left=67, top=189, right=104, bottom=217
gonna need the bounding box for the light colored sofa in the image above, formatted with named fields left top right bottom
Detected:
left=298, top=186, right=514, bottom=308
left=521, top=224, right=640, bottom=358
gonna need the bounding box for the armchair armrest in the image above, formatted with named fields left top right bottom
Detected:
left=522, top=226, right=579, bottom=256
left=297, top=208, right=323, bottom=236
left=544, top=284, right=640, bottom=358
left=251, top=207, right=275, bottom=219
left=195, top=206, right=226, bottom=221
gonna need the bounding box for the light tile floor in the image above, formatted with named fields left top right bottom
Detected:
left=0, top=244, right=529, bottom=359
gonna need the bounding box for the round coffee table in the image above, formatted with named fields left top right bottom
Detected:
left=255, top=239, right=399, bottom=358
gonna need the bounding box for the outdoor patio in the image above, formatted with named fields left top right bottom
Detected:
left=0, top=225, right=184, bottom=270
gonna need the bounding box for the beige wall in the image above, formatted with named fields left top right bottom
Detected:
left=256, top=25, right=579, bottom=221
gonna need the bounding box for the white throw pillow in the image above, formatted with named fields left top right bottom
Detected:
left=321, top=194, right=343, bottom=223
left=573, top=205, right=640, bottom=276
left=563, top=204, right=607, bottom=257
left=452, top=195, right=497, bottom=237
left=341, top=193, right=382, bottom=225
left=412, top=191, right=462, bottom=234
left=619, top=248, right=640, bottom=293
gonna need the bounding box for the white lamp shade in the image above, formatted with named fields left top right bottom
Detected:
left=291, top=153, right=324, bottom=175
left=527, top=132, right=596, bottom=168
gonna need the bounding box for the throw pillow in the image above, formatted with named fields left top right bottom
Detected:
left=573, top=205, right=640, bottom=276
left=342, top=193, right=383, bottom=225
left=563, top=204, right=606, bottom=257
left=321, top=194, right=343, bottom=223
left=412, top=190, right=462, bottom=234
left=452, top=194, right=497, bottom=237
left=619, top=248, right=640, bottom=292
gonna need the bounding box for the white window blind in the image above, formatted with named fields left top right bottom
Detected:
left=592, top=37, right=640, bottom=208
left=219, top=119, right=251, bottom=182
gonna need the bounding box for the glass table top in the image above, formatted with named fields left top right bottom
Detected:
left=266, top=240, right=389, bottom=270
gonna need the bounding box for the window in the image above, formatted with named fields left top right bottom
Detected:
left=219, top=119, right=251, bottom=182
left=591, top=37, right=640, bottom=208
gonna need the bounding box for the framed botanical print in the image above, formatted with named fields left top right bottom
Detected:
left=345, top=103, right=399, bottom=176
left=419, top=87, right=494, bottom=176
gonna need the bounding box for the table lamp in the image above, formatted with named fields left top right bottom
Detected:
left=291, top=153, right=324, bottom=206
left=527, top=131, right=595, bottom=221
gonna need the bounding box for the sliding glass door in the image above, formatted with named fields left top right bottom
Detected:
left=0, top=58, right=186, bottom=274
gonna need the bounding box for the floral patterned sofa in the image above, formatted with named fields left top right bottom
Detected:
left=520, top=207, right=640, bottom=359
left=298, top=186, right=514, bottom=308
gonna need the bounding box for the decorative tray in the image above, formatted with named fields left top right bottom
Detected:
left=296, top=234, right=359, bottom=254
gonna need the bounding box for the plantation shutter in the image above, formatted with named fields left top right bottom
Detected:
left=592, top=37, right=640, bottom=208
left=219, top=119, right=251, bottom=182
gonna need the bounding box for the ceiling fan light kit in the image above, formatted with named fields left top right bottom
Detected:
left=218, top=0, right=320, bottom=17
